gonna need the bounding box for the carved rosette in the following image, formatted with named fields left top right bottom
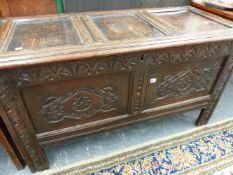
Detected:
left=0, top=75, right=48, bottom=171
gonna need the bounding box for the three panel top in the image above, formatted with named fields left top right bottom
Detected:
left=0, top=6, right=233, bottom=69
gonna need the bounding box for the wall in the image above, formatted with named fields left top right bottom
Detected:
left=63, top=0, right=192, bottom=13
left=142, top=0, right=191, bottom=8
left=63, top=0, right=141, bottom=13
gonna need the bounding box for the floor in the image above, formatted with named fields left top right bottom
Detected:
left=1, top=75, right=233, bottom=175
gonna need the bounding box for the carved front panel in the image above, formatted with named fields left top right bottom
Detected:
left=144, top=58, right=225, bottom=109
left=20, top=72, right=130, bottom=134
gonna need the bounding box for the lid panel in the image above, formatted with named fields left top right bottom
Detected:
left=7, top=17, right=83, bottom=51
left=90, top=13, right=164, bottom=41
left=152, top=10, right=229, bottom=34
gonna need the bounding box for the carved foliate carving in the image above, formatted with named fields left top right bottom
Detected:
left=13, top=55, right=141, bottom=87
left=144, top=42, right=232, bottom=66
left=40, top=85, right=120, bottom=124
left=155, top=66, right=217, bottom=100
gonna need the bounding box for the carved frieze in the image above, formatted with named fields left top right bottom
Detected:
left=12, top=55, right=141, bottom=87
left=144, top=42, right=232, bottom=66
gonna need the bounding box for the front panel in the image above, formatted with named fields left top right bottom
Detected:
left=144, top=57, right=226, bottom=109
left=21, top=72, right=130, bottom=134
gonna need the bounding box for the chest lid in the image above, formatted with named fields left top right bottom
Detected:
left=0, top=6, right=233, bottom=69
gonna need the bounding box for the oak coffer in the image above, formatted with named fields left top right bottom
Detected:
left=0, top=6, right=233, bottom=172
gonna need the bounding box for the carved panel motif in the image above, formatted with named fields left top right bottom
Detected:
left=154, top=66, right=219, bottom=101
left=40, top=85, right=120, bottom=124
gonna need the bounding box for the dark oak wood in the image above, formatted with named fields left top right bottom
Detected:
left=0, top=6, right=233, bottom=172
left=0, top=117, right=25, bottom=170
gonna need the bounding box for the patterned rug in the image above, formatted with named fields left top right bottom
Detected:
left=38, top=118, right=233, bottom=175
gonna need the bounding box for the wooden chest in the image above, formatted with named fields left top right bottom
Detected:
left=0, top=6, right=233, bottom=172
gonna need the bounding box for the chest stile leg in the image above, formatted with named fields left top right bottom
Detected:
left=196, top=55, right=233, bottom=126
left=0, top=73, right=49, bottom=172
